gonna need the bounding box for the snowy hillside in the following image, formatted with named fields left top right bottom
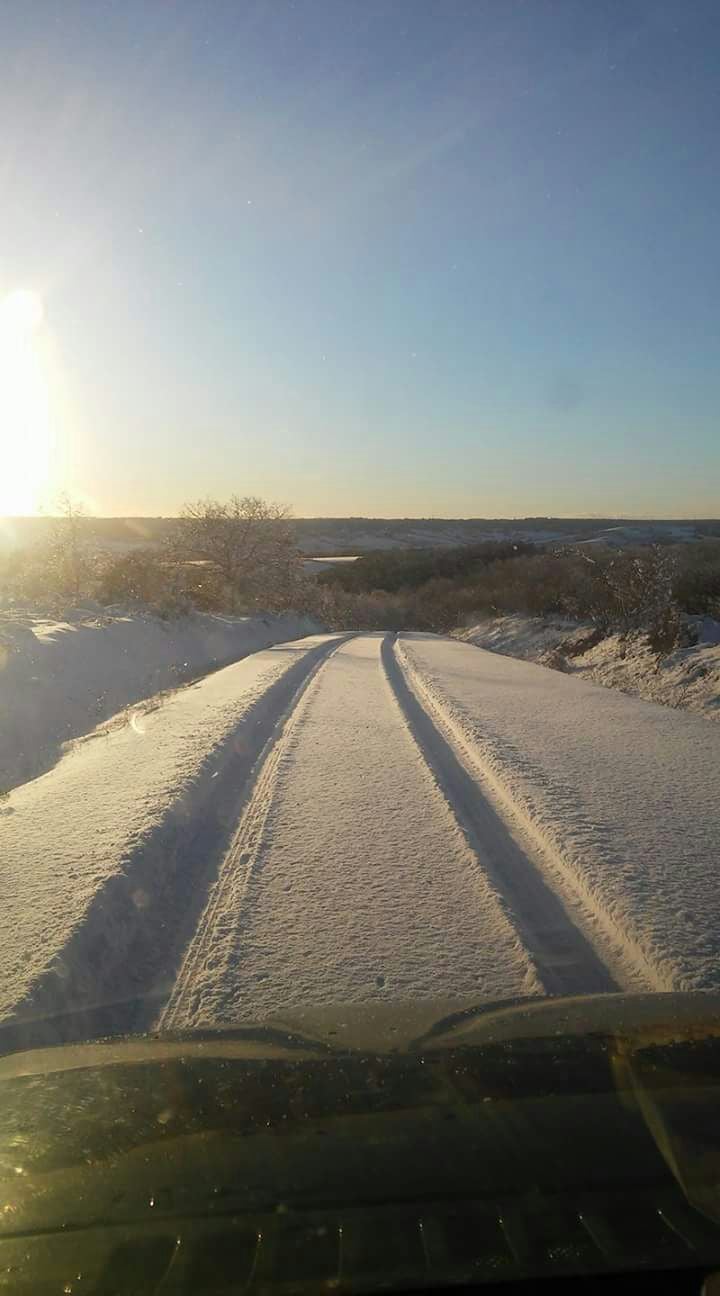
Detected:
left=457, top=614, right=720, bottom=718
left=2, top=514, right=717, bottom=557
left=0, top=608, right=319, bottom=791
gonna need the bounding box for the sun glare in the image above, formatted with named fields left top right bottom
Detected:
left=0, top=289, right=52, bottom=516
left=0, top=289, right=44, bottom=336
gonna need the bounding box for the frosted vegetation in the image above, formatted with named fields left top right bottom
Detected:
left=2, top=497, right=719, bottom=723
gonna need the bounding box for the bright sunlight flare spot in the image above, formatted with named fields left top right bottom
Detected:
left=0, top=289, right=44, bottom=336
left=0, top=290, right=52, bottom=515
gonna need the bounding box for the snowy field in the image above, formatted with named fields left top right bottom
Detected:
left=0, top=608, right=318, bottom=790
left=2, top=630, right=719, bottom=1052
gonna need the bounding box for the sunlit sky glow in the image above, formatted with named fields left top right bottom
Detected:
left=0, top=290, right=54, bottom=514
left=1, top=0, right=719, bottom=518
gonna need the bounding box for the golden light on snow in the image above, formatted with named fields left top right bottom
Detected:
left=0, top=289, right=53, bottom=515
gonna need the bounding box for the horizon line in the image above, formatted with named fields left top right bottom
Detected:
left=2, top=513, right=719, bottom=525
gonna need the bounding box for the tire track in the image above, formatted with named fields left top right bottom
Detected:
left=163, top=634, right=539, bottom=1027
left=0, top=635, right=350, bottom=1054
left=381, top=635, right=619, bottom=997
left=158, top=636, right=351, bottom=1029
left=394, top=637, right=668, bottom=992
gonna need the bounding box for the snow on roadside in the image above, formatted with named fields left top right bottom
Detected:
left=398, top=634, right=720, bottom=993
left=0, top=608, right=319, bottom=791
left=457, top=613, right=720, bottom=719
left=457, top=614, right=586, bottom=661
left=0, top=635, right=343, bottom=1042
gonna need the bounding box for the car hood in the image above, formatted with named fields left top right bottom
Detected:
left=1, top=992, right=720, bottom=1292
left=4, top=989, right=719, bottom=1072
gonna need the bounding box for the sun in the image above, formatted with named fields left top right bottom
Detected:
left=0, top=289, right=52, bottom=516
left=0, top=289, right=44, bottom=336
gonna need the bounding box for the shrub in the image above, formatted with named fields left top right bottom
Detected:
left=99, top=549, right=169, bottom=605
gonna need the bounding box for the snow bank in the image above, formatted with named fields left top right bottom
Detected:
left=457, top=614, right=586, bottom=661
left=457, top=614, right=720, bottom=719
left=398, top=634, right=720, bottom=993
left=0, top=635, right=342, bottom=1044
left=0, top=608, right=319, bottom=791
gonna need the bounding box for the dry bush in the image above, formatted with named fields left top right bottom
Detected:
left=99, top=549, right=169, bottom=605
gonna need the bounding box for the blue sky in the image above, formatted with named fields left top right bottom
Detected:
left=1, top=0, right=719, bottom=516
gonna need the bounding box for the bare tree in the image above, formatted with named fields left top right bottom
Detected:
left=170, top=495, right=301, bottom=610
left=45, top=493, right=94, bottom=602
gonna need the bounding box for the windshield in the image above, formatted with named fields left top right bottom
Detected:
left=1, top=1, right=719, bottom=1292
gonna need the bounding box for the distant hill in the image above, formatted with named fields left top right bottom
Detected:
left=292, top=517, right=720, bottom=554
left=0, top=516, right=170, bottom=554
left=1, top=514, right=718, bottom=557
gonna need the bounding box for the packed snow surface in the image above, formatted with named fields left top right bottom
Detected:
left=399, top=634, right=720, bottom=992
left=162, top=635, right=538, bottom=1029
left=0, top=635, right=339, bottom=1033
left=2, top=630, right=719, bottom=1049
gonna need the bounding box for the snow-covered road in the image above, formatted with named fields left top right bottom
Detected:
left=3, top=631, right=719, bottom=1048
left=162, top=635, right=539, bottom=1029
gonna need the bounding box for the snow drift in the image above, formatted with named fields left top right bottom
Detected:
left=0, top=608, right=319, bottom=791
left=457, top=613, right=720, bottom=719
